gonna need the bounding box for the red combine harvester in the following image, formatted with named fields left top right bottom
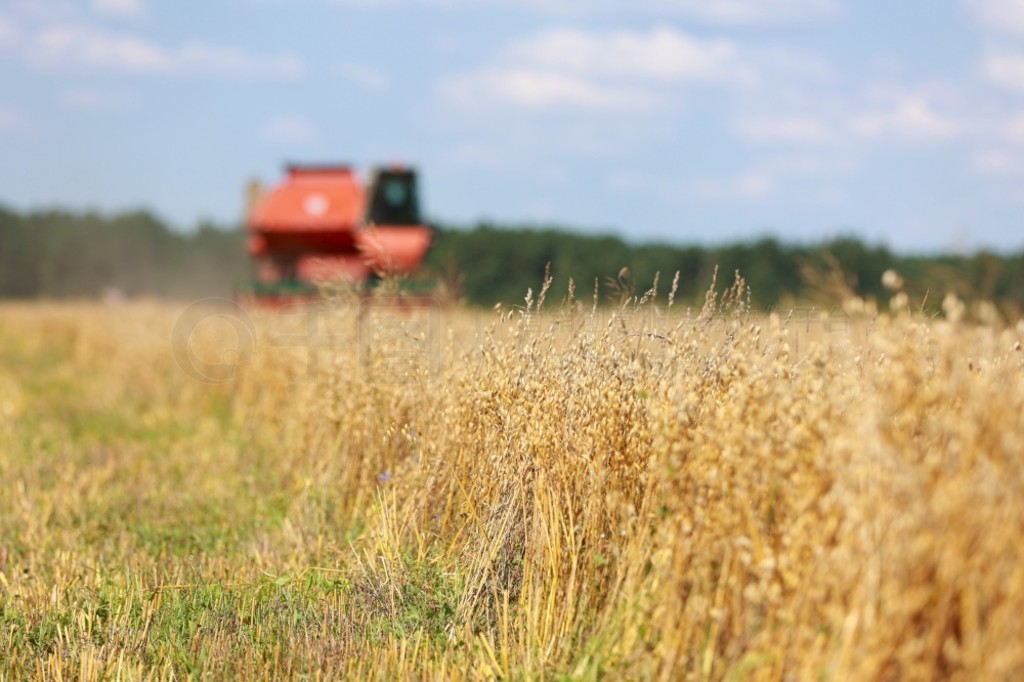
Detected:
left=243, top=163, right=432, bottom=303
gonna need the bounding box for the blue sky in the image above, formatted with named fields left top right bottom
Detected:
left=1, top=0, right=1023, bottom=253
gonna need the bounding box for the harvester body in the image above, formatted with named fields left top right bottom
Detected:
left=245, top=164, right=431, bottom=300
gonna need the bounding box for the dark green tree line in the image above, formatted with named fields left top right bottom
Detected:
left=1, top=204, right=1021, bottom=313
left=0, top=206, right=248, bottom=299
left=424, top=224, right=1024, bottom=314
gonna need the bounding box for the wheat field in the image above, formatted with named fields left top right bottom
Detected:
left=1, top=274, right=1023, bottom=680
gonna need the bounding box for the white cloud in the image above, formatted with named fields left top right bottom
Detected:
left=260, top=113, right=319, bottom=144
left=3, top=1, right=79, bottom=24
left=442, top=67, right=658, bottom=111
left=851, top=94, right=960, bottom=140
left=27, top=24, right=305, bottom=79
left=446, top=143, right=506, bottom=168
left=0, top=104, right=26, bottom=131
left=734, top=115, right=835, bottom=143
left=970, top=148, right=1021, bottom=174
left=506, top=26, right=747, bottom=84
left=768, top=154, right=859, bottom=175
left=967, top=0, right=1024, bottom=35
left=33, top=25, right=163, bottom=70
left=91, top=0, right=144, bottom=19
left=0, top=14, right=20, bottom=47
left=1006, top=111, right=1024, bottom=141
left=695, top=169, right=777, bottom=200
left=982, top=48, right=1024, bottom=92
left=58, top=87, right=134, bottom=111
left=712, top=168, right=774, bottom=197
left=336, top=62, right=389, bottom=91
left=288, top=0, right=841, bottom=26
left=735, top=77, right=972, bottom=148
left=606, top=169, right=647, bottom=194
left=440, top=26, right=826, bottom=114
left=509, top=27, right=836, bottom=87
left=749, top=91, right=962, bottom=148
left=613, top=0, right=841, bottom=26
left=693, top=152, right=856, bottom=201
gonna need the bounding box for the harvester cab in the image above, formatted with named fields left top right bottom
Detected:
left=366, top=168, right=421, bottom=226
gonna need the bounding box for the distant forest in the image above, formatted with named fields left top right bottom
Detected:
left=2, top=204, right=1022, bottom=313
